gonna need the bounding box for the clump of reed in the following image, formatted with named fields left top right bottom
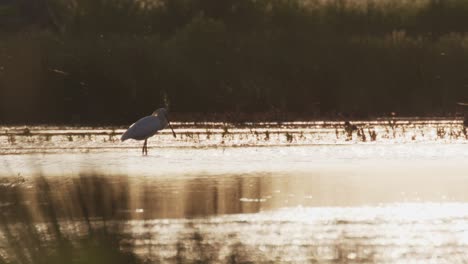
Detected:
left=368, top=128, right=377, bottom=141
left=0, top=175, right=270, bottom=263
left=285, top=132, right=294, bottom=143
left=221, top=126, right=230, bottom=138
left=7, top=134, right=16, bottom=145
left=0, top=176, right=142, bottom=264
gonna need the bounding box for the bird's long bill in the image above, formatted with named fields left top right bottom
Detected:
left=166, top=118, right=176, bottom=137
left=169, top=122, right=176, bottom=138
left=165, top=114, right=177, bottom=138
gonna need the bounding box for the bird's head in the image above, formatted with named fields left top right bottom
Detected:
left=152, top=108, right=168, bottom=117
left=152, top=108, right=177, bottom=138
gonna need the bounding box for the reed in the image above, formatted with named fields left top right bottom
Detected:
left=0, top=176, right=142, bottom=264
left=1, top=0, right=468, bottom=123
left=0, top=175, right=288, bottom=263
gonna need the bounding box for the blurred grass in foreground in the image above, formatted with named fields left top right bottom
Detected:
left=0, top=175, right=273, bottom=264
left=2, top=171, right=467, bottom=263
left=0, top=176, right=143, bottom=264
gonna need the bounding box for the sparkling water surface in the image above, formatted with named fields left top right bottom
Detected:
left=0, top=120, right=467, bottom=263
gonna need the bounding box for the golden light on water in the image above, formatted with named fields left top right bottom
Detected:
left=0, top=121, right=467, bottom=263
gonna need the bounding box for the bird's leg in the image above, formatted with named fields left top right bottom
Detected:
left=142, top=139, right=147, bottom=155
left=145, top=139, right=148, bottom=155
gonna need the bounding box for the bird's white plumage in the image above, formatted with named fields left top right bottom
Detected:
left=121, top=115, right=165, bottom=141
left=121, top=108, right=175, bottom=155
left=121, top=108, right=169, bottom=141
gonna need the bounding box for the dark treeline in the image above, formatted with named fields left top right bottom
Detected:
left=1, top=0, right=468, bottom=123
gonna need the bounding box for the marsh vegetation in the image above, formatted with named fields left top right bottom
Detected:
left=2, top=1, right=468, bottom=263
left=0, top=121, right=467, bottom=263
left=1, top=120, right=466, bottom=155
left=1, top=0, right=468, bottom=123
left=2, top=169, right=468, bottom=263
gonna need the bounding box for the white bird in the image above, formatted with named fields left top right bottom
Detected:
left=121, top=108, right=176, bottom=155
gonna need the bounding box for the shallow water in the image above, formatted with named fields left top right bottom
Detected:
left=0, top=120, right=467, bottom=263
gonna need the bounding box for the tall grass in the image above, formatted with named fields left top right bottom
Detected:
left=0, top=176, right=142, bottom=264
left=0, top=174, right=384, bottom=263
left=0, top=175, right=286, bottom=263
left=1, top=0, right=468, bottom=123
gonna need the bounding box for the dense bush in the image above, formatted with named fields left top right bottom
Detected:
left=0, top=0, right=468, bottom=123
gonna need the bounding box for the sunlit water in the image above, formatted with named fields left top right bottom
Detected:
left=0, top=120, right=467, bottom=263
